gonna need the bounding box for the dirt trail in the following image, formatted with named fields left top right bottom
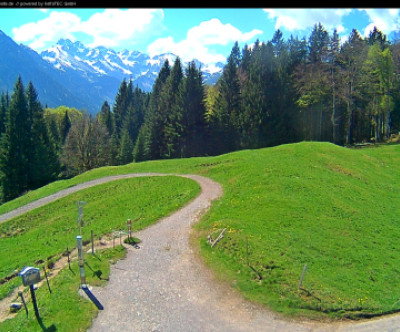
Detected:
left=1, top=173, right=399, bottom=331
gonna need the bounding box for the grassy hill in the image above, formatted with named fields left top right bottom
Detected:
left=1, top=141, right=400, bottom=322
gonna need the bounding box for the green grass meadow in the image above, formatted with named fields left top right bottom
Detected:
left=0, top=246, right=127, bottom=332
left=1, top=141, right=400, bottom=327
left=0, top=176, right=200, bottom=299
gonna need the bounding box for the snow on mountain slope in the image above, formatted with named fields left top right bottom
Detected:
left=40, top=39, right=223, bottom=88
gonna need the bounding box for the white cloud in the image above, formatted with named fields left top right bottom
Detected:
left=12, top=9, right=165, bottom=51
left=79, top=9, right=164, bottom=49
left=263, top=8, right=352, bottom=33
left=12, top=11, right=81, bottom=50
left=148, top=18, right=262, bottom=64
left=359, top=9, right=400, bottom=37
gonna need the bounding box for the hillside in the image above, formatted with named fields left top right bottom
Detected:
left=1, top=142, right=399, bottom=321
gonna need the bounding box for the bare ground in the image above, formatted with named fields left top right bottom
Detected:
left=1, top=173, right=400, bottom=331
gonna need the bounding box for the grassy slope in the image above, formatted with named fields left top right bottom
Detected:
left=1, top=141, right=399, bottom=320
left=1, top=246, right=127, bottom=332
left=0, top=176, right=200, bottom=299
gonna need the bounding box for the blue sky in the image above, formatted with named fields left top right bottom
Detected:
left=0, top=8, right=399, bottom=65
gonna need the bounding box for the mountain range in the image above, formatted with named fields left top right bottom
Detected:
left=0, top=30, right=224, bottom=114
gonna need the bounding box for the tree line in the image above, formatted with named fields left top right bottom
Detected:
left=1, top=23, right=400, bottom=202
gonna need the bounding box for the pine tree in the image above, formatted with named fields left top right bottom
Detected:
left=118, top=125, right=134, bottom=165
left=179, top=61, right=206, bottom=157
left=161, top=57, right=184, bottom=158
left=97, top=100, right=114, bottom=136
left=213, top=47, right=242, bottom=153
left=26, top=82, right=59, bottom=189
left=113, top=79, right=130, bottom=139
left=0, top=92, right=9, bottom=138
left=0, top=76, right=30, bottom=201
left=144, top=59, right=171, bottom=160
left=59, top=110, right=71, bottom=145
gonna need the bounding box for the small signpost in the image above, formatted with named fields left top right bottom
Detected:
left=19, top=267, right=41, bottom=317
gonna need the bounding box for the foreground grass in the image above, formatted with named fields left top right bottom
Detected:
left=0, top=246, right=126, bottom=332
left=0, top=176, right=200, bottom=299
left=1, top=141, right=400, bottom=320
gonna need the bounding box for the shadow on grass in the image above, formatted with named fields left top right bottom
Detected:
left=35, top=310, right=57, bottom=332
left=84, top=261, right=109, bottom=281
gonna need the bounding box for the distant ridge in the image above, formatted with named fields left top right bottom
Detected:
left=0, top=31, right=224, bottom=113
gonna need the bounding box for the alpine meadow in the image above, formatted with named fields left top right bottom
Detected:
left=1, top=20, right=400, bottom=330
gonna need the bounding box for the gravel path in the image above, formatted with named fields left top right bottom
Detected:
left=0, top=173, right=168, bottom=224
left=1, top=173, right=399, bottom=331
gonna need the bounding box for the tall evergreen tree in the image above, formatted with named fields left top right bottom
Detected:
left=0, top=92, right=9, bottom=138
left=59, top=110, right=71, bottom=145
left=143, top=59, right=171, bottom=160
left=179, top=61, right=206, bottom=157
left=213, top=47, right=242, bottom=153
left=97, top=100, right=114, bottom=136
left=161, top=57, right=184, bottom=158
left=26, top=82, right=59, bottom=189
left=0, top=76, right=30, bottom=201
left=113, top=79, right=131, bottom=139
left=118, top=125, right=134, bottom=165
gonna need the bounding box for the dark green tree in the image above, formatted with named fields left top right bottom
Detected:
left=0, top=76, right=30, bottom=201
left=143, top=59, right=171, bottom=160
left=97, top=100, right=114, bottom=136
left=179, top=61, right=206, bottom=157
left=118, top=125, right=134, bottom=165
left=26, top=82, right=59, bottom=189
left=59, top=110, right=71, bottom=145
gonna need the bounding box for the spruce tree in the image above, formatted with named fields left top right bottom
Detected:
left=0, top=76, right=30, bottom=201
left=118, top=125, right=134, bottom=165
left=0, top=92, right=9, bottom=138
left=161, top=57, right=184, bottom=158
left=26, top=82, right=59, bottom=189
left=97, top=100, right=114, bottom=136
left=144, top=59, right=171, bottom=160
left=113, top=79, right=130, bottom=139
left=179, top=61, right=206, bottom=157
left=59, top=110, right=71, bottom=145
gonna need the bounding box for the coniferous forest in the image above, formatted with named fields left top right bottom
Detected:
left=1, top=24, right=400, bottom=202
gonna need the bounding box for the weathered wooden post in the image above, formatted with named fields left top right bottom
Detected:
left=298, top=264, right=308, bottom=289
left=76, top=235, right=87, bottom=288
left=91, top=230, right=94, bottom=255
left=67, top=246, right=71, bottom=270
left=127, top=219, right=132, bottom=241
left=43, top=266, right=51, bottom=294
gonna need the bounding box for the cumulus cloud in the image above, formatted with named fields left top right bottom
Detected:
left=148, top=18, right=262, bottom=64
left=263, top=8, right=352, bottom=33
left=12, top=9, right=164, bottom=51
left=12, top=11, right=81, bottom=50
left=79, top=9, right=164, bottom=49
left=359, top=8, right=400, bottom=37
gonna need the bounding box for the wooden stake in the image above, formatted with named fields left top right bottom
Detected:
left=298, top=264, right=308, bottom=289
left=91, top=230, right=94, bottom=254
left=67, top=247, right=71, bottom=270
left=211, top=228, right=226, bottom=248
left=246, top=236, right=249, bottom=266
left=43, top=266, right=52, bottom=294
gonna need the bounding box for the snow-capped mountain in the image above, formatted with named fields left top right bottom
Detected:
left=0, top=30, right=223, bottom=114
left=40, top=39, right=223, bottom=91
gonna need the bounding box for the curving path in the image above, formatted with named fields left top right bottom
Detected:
left=1, top=173, right=399, bottom=331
